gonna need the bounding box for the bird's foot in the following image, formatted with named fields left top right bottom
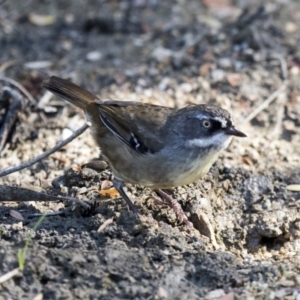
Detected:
left=154, top=189, right=193, bottom=227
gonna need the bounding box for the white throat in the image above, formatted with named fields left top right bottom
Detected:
left=187, top=133, right=232, bottom=150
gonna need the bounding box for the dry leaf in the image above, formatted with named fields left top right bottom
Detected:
left=99, top=188, right=119, bottom=197
left=242, top=156, right=254, bottom=167
left=9, top=210, right=24, bottom=221
left=29, top=13, right=56, bottom=26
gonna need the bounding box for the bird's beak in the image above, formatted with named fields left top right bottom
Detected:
left=226, top=126, right=247, bottom=137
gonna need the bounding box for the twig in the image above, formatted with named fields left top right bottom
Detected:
left=0, top=122, right=91, bottom=178
left=269, top=53, right=288, bottom=80
left=164, top=250, right=197, bottom=256
left=0, top=75, right=36, bottom=104
left=0, top=185, right=91, bottom=210
left=27, top=211, right=65, bottom=217
left=97, top=217, right=114, bottom=232
left=243, top=81, right=288, bottom=123
left=268, top=94, right=286, bottom=139
left=0, top=60, right=20, bottom=74
left=0, top=268, right=21, bottom=284
left=37, top=90, right=54, bottom=109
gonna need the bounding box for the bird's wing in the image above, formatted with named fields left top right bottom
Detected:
left=97, top=100, right=174, bottom=154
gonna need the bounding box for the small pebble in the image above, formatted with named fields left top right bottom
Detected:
left=86, top=51, right=103, bottom=61
left=151, top=47, right=173, bottom=62
left=61, top=128, right=73, bottom=140
left=206, top=289, right=225, bottom=299
left=210, top=69, right=225, bottom=82
left=218, top=57, right=232, bottom=69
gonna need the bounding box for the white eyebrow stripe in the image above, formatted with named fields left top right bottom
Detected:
left=213, top=116, right=228, bottom=128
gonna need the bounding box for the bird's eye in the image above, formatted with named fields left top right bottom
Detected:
left=202, top=120, right=211, bottom=128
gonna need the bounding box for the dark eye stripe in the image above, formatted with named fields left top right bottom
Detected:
left=211, top=120, right=222, bottom=130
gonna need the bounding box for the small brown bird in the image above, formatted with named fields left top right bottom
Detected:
left=43, top=76, right=246, bottom=226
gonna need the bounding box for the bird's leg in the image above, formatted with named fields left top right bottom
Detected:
left=154, top=189, right=193, bottom=227
left=112, top=177, right=138, bottom=213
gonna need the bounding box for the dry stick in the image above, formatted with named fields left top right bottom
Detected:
left=0, top=76, right=36, bottom=104
left=97, top=217, right=114, bottom=232
left=243, top=81, right=288, bottom=123
left=0, top=268, right=21, bottom=284
left=0, top=185, right=91, bottom=210
left=0, top=60, right=20, bottom=74
left=269, top=53, right=288, bottom=80
left=269, top=95, right=286, bottom=139
left=27, top=211, right=65, bottom=218
left=0, top=122, right=91, bottom=178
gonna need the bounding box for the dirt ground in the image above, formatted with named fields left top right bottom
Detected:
left=0, top=0, right=300, bottom=299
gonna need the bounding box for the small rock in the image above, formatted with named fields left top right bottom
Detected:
left=12, top=222, right=23, bottom=230
left=83, top=160, right=108, bottom=171
left=233, top=60, right=244, bottom=72
left=218, top=57, right=232, bottom=69
left=43, top=106, right=58, bottom=113
left=285, top=22, right=298, bottom=33
left=61, top=128, right=73, bottom=140
left=278, top=278, right=295, bottom=287
left=226, top=73, right=243, bottom=87
left=191, top=209, right=218, bottom=248
left=211, top=69, right=225, bottom=82
left=77, top=187, right=87, bottom=194
left=86, top=51, right=102, bottom=61
left=199, top=62, right=211, bottom=76
left=124, top=68, right=138, bottom=77
left=151, top=47, right=173, bottom=63
left=286, top=185, right=300, bottom=192
left=158, top=77, right=170, bottom=91
left=25, top=60, right=53, bottom=69
left=157, top=286, right=168, bottom=298
left=179, top=83, right=193, bottom=93
left=275, top=288, right=290, bottom=298
left=60, top=186, right=68, bottom=194
left=206, top=289, right=225, bottom=299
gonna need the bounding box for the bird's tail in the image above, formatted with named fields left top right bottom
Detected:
left=42, top=76, right=97, bottom=109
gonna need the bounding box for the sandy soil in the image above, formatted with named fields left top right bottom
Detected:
left=0, top=0, right=300, bottom=299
